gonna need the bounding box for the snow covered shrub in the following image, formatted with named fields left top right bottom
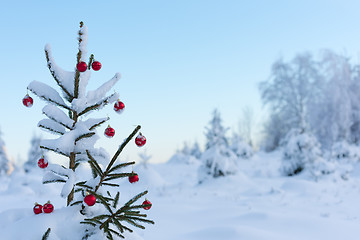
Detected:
left=281, top=129, right=333, bottom=177
left=199, top=145, right=238, bottom=178
left=330, top=141, right=360, bottom=179
left=331, top=141, right=360, bottom=162
left=199, top=109, right=238, bottom=179
left=230, top=134, right=253, bottom=159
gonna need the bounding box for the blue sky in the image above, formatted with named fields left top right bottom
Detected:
left=1, top=0, right=360, bottom=164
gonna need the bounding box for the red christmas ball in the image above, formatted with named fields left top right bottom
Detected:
left=105, top=126, right=115, bottom=138
left=92, top=61, right=102, bottom=71
left=43, top=202, right=54, bottom=213
left=114, top=100, right=125, bottom=114
left=33, top=203, right=43, bottom=215
left=77, top=61, right=87, bottom=72
left=38, top=158, right=48, bottom=169
left=84, top=194, right=96, bottom=206
left=135, top=133, right=146, bottom=147
left=142, top=199, right=152, bottom=210
left=22, top=94, right=33, bottom=107
left=129, top=172, right=139, bottom=184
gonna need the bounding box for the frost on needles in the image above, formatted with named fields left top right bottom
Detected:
left=26, top=21, right=154, bottom=239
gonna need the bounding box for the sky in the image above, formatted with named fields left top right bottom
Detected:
left=1, top=0, right=360, bottom=165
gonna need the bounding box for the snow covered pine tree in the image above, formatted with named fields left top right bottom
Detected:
left=199, top=109, right=237, bottom=180
left=26, top=22, right=154, bottom=239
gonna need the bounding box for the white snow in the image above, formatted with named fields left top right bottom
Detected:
left=42, top=104, right=74, bottom=129
left=78, top=26, right=88, bottom=62
left=28, top=81, right=69, bottom=108
left=38, top=119, right=66, bottom=135
left=1, top=151, right=360, bottom=239
left=44, top=44, right=76, bottom=97
left=71, top=73, right=121, bottom=113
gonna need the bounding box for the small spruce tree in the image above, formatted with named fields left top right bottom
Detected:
left=26, top=22, right=154, bottom=239
left=199, top=109, right=237, bottom=178
left=281, top=128, right=333, bottom=178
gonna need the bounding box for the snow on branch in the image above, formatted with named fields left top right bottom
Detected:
left=78, top=92, right=119, bottom=117
left=78, top=24, right=88, bottom=63
left=43, top=171, right=66, bottom=184
left=40, top=122, right=95, bottom=157
left=45, top=44, right=75, bottom=101
left=28, top=81, right=71, bottom=110
left=38, top=119, right=66, bottom=135
left=77, top=147, right=110, bottom=166
left=46, top=164, right=77, bottom=198
left=84, top=117, right=109, bottom=130
left=86, top=73, right=121, bottom=105
left=42, top=105, right=74, bottom=130
left=40, top=145, right=70, bottom=157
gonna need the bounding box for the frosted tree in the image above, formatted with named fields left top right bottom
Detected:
left=199, top=109, right=237, bottom=178
left=310, top=51, right=357, bottom=148
left=259, top=53, right=322, bottom=150
left=281, top=128, right=333, bottom=177
left=25, top=22, right=153, bottom=239
left=23, top=134, right=47, bottom=173
left=0, top=129, right=13, bottom=176
left=230, top=133, right=253, bottom=159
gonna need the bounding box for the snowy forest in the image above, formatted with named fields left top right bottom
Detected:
left=1, top=29, right=360, bottom=240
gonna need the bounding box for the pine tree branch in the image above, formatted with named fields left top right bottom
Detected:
left=125, top=216, right=155, bottom=225
left=99, top=190, right=151, bottom=230
left=122, top=219, right=145, bottom=229
left=101, top=182, right=120, bottom=187
left=107, top=126, right=141, bottom=173
left=88, top=191, right=114, bottom=214
left=123, top=190, right=148, bottom=207
left=86, top=150, right=104, bottom=177
left=43, top=179, right=66, bottom=184
left=28, top=87, right=71, bottom=111
left=103, top=173, right=133, bottom=182
left=78, top=93, right=117, bottom=117
left=124, top=211, right=147, bottom=218
left=88, top=54, right=94, bottom=70
left=43, top=111, right=73, bottom=130
left=80, top=221, right=97, bottom=227
left=108, top=162, right=136, bottom=174
left=45, top=49, right=74, bottom=101
left=74, top=22, right=84, bottom=99
left=89, top=117, right=109, bottom=131
left=42, top=228, right=51, bottom=240
left=113, top=192, right=120, bottom=208
left=108, top=228, right=124, bottom=239
left=93, top=126, right=141, bottom=192
left=38, top=124, right=65, bottom=135
left=67, top=111, right=78, bottom=206
left=40, top=145, right=70, bottom=157
left=75, top=132, right=96, bottom=143
left=70, top=200, right=83, bottom=206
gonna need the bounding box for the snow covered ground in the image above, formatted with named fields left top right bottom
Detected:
left=1, top=151, right=360, bottom=240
